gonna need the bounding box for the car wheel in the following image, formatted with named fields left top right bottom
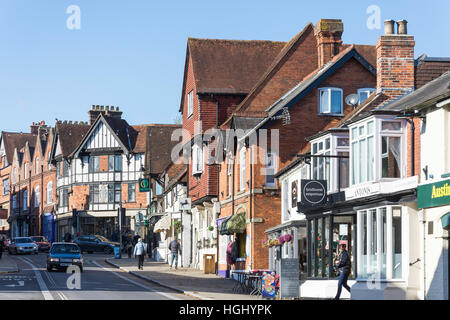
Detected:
left=47, top=265, right=52, bottom=272
left=104, top=247, right=113, bottom=254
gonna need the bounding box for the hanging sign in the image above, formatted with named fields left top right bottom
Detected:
left=298, top=179, right=327, bottom=211
left=139, top=178, right=150, bottom=192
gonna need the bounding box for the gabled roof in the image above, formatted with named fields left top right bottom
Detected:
left=146, top=124, right=183, bottom=175
left=179, top=38, right=286, bottom=112
left=235, top=46, right=377, bottom=140
left=415, top=55, right=450, bottom=89
left=54, top=121, right=90, bottom=158
left=1, top=132, right=37, bottom=164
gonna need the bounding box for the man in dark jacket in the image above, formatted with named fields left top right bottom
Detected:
left=334, top=243, right=351, bottom=300
left=168, top=236, right=181, bottom=269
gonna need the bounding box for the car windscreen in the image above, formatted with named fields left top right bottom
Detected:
left=15, top=238, right=33, bottom=243
left=96, top=235, right=109, bottom=242
left=31, top=237, right=46, bottom=242
left=51, top=244, right=81, bottom=254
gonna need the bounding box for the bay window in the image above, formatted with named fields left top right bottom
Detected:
left=357, top=206, right=403, bottom=280
left=311, top=134, right=349, bottom=192
left=319, top=87, right=343, bottom=115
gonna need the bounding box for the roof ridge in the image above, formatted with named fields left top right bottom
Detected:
left=188, top=37, right=286, bottom=44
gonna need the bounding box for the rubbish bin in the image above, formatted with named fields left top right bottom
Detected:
left=203, top=254, right=215, bottom=274
left=114, top=246, right=121, bottom=259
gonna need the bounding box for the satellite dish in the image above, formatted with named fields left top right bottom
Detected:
left=345, top=94, right=359, bottom=107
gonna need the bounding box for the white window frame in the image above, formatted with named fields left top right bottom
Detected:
left=227, top=161, right=232, bottom=196
left=2, top=178, right=9, bottom=195
left=187, top=90, right=194, bottom=118
left=47, top=181, right=53, bottom=204
left=23, top=189, right=28, bottom=210
left=356, top=205, right=405, bottom=281
left=24, top=163, right=28, bottom=179
left=265, top=151, right=277, bottom=187
left=318, top=87, right=343, bottom=115
left=48, top=152, right=52, bottom=170
left=349, top=116, right=405, bottom=186
left=34, top=186, right=40, bottom=208
left=357, top=88, right=375, bottom=105
left=310, top=134, right=349, bottom=193
left=192, top=143, right=203, bottom=175
left=239, top=147, right=246, bottom=191
left=35, top=158, right=39, bottom=174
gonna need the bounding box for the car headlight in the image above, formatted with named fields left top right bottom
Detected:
left=72, top=258, right=82, bottom=263
left=50, top=258, right=59, bottom=262
left=18, top=247, right=24, bottom=250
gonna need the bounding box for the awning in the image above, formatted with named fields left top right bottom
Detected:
left=153, top=215, right=172, bottom=233
left=224, top=212, right=247, bottom=234
left=219, top=216, right=233, bottom=235
left=441, top=212, right=450, bottom=230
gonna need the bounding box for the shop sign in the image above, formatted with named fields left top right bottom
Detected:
left=139, top=178, right=150, bottom=192
left=298, top=180, right=327, bottom=210
left=418, top=179, right=450, bottom=209
left=280, top=258, right=299, bottom=299
left=345, top=183, right=380, bottom=200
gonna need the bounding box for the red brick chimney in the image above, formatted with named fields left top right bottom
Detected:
left=314, top=19, right=344, bottom=68
left=88, top=105, right=123, bottom=124
left=376, top=19, right=415, bottom=101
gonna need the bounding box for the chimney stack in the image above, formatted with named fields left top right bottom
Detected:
left=314, top=19, right=344, bottom=68
left=376, top=19, right=415, bottom=102
left=88, top=105, right=123, bottom=124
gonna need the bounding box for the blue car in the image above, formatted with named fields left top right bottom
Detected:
left=47, top=242, right=84, bottom=272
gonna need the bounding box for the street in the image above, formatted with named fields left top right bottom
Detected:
left=0, top=253, right=192, bottom=300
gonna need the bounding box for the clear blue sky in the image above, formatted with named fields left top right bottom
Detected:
left=0, top=0, right=449, bottom=133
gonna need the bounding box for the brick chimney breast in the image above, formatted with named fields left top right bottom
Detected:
left=314, top=19, right=344, bottom=69
left=376, top=19, right=415, bottom=102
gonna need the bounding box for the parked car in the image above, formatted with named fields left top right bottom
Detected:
left=47, top=242, right=83, bottom=272
left=30, top=236, right=51, bottom=252
left=73, top=235, right=119, bottom=254
left=8, top=237, right=39, bottom=255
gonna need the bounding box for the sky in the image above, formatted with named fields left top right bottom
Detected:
left=0, top=0, right=449, bottom=133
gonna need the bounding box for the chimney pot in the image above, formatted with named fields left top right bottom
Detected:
left=92, top=105, right=95, bottom=110
left=384, top=19, right=395, bottom=35
left=397, top=20, right=407, bottom=35
left=100, top=106, right=104, bottom=110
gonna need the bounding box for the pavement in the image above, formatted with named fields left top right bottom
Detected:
left=0, top=253, right=19, bottom=274
left=105, top=257, right=262, bottom=300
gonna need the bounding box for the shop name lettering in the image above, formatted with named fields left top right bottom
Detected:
left=431, top=183, right=450, bottom=199
left=353, top=187, right=372, bottom=197
left=178, top=304, right=272, bottom=317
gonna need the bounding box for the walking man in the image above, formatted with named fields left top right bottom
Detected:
left=334, top=243, right=351, bottom=300
left=133, top=238, right=146, bottom=270
left=168, top=236, right=181, bottom=270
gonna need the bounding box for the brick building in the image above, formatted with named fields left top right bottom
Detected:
left=217, top=19, right=377, bottom=277
left=178, top=37, right=286, bottom=269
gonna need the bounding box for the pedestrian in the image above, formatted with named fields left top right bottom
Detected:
left=168, top=236, right=181, bottom=270
left=133, top=238, right=146, bottom=270
left=126, top=238, right=133, bottom=258
left=333, top=243, right=352, bottom=300
left=64, top=232, right=72, bottom=243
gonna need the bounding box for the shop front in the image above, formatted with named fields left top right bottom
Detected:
left=417, top=178, right=450, bottom=300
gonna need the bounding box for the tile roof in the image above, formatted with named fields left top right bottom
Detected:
left=146, top=125, right=183, bottom=175
left=1, top=132, right=37, bottom=164
left=55, top=121, right=90, bottom=157
left=187, top=38, right=286, bottom=95
left=415, top=56, right=450, bottom=89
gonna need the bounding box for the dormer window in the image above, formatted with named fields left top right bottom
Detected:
left=319, top=87, right=343, bottom=115
left=357, top=88, right=375, bottom=104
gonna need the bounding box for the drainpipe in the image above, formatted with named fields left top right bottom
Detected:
left=249, top=142, right=253, bottom=270
left=40, top=164, right=44, bottom=236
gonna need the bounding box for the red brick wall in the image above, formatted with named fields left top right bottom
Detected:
left=406, top=117, right=421, bottom=178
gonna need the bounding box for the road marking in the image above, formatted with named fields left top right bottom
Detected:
left=4, top=280, right=24, bottom=287
left=91, top=261, right=181, bottom=300
left=18, top=257, right=54, bottom=300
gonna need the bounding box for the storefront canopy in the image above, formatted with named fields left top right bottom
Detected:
left=441, top=212, right=450, bottom=230
left=223, top=212, right=247, bottom=234
left=153, top=215, right=171, bottom=233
